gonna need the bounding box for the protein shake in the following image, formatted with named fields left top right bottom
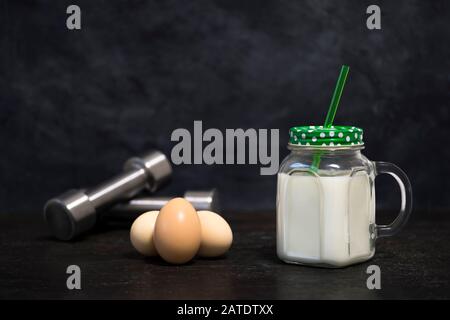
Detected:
left=277, top=170, right=375, bottom=267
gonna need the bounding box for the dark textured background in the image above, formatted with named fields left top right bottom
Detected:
left=0, top=0, right=449, bottom=214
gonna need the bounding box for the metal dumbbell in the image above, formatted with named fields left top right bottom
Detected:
left=106, top=189, right=219, bottom=221
left=44, top=150, right=172, bottom=240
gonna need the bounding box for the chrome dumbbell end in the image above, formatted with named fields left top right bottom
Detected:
left=124, top=150, right=173, bottom=192
left=184, top=189, right=219, bottom=212
left=44, top=189, right=96, bottom=241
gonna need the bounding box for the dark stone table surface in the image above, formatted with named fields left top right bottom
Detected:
left=0, top=211, right=449, bottom=299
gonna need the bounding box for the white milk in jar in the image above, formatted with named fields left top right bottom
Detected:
left=277, top=171, right=375, bottom=267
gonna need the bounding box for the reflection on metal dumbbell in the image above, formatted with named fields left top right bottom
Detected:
left=44, top=150, right=172, bottom=240
left=106, top=189, right=219, bottom=220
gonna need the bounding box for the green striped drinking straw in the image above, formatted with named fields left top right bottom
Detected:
left=311, top=65, right=350, bottom=171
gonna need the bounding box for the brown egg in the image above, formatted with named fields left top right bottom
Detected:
left=154, top=198, right=201, bottom=264
left=197, top=211, right=233, bottom=257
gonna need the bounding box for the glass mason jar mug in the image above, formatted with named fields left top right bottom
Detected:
left=276, top=126, right=413, bottom=268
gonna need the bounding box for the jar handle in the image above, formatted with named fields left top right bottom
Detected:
left=374, top=161, right=413, bottom=238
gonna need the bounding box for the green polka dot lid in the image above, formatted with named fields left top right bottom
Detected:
left=289, top=125, right=363, bottom=146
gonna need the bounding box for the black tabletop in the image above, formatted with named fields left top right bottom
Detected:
left=0, top=211, right=449, bottom=299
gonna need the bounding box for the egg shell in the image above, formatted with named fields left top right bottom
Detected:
left=197, top=211, right=233, bottom=257
left=154, top=198, right=201, bottom=264
left=130, top=211, right=159, bottom=256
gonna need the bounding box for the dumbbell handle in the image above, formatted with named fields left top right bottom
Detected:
left=106, top=190, right=219, bottom=220
left=87, top=168, right=148, bottom=209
